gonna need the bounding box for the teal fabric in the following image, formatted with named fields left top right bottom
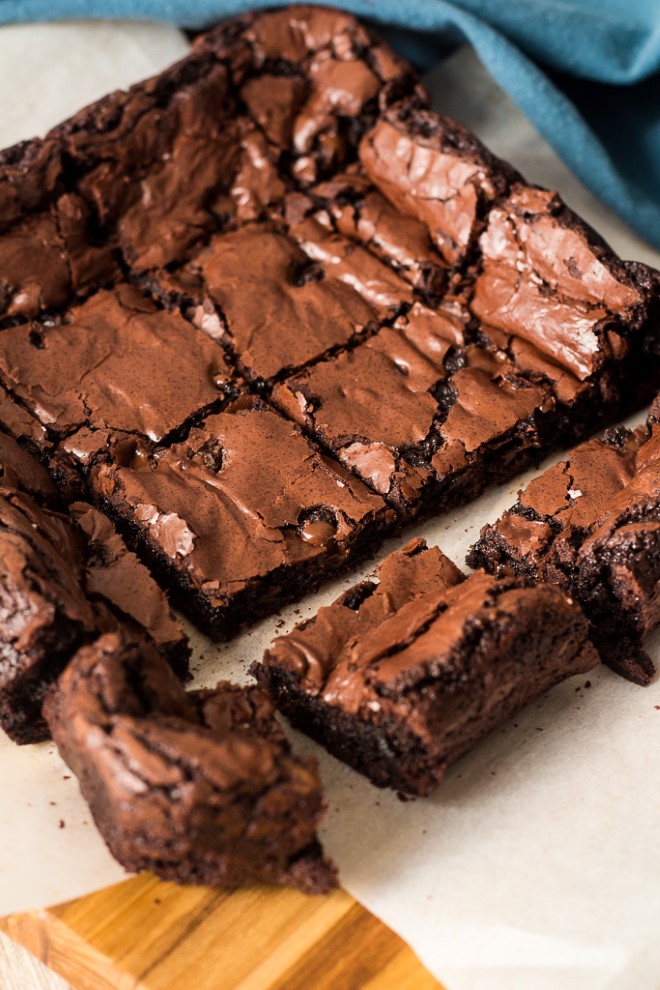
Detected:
left=2, top=0, right=659, bottom=247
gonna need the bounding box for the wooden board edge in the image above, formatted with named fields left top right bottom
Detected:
left=1, top=876, right=444, bottom=990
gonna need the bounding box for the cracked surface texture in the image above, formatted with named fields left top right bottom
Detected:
left=254, top=542, right=599, bottom=795
left=44, top=630, right=336, bottom=893
left=0, top=284, right=235, bottom=456
left=91, top=398, right=394, bottom=638
left=468, top=395, right=660, bottom=684
left=0, top=432, right=189, bottom=743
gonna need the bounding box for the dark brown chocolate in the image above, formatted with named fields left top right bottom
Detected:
left=91, top=398, right=395, bottom=639
left=0, top=284, right=236, bottom=463
left=254, top=540, right=599, bottom=794
left=44, top=630, right=336, bottom=893
left=468, top=397, right=660, bottom=684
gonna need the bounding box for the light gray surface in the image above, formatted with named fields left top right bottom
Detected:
left=0, top=932, right=71, bottom=990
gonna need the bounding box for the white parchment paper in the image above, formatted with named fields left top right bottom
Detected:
left=0, top=24, right=658, bottom=990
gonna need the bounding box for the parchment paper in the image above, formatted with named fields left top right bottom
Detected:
left=0, top=23, right=658, bottom=990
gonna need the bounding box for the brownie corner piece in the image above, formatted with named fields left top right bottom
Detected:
left=470, top=183, right=659, bottom=420
left=468, top=396, right=660, bottom=685
left=255, top=552, right=599, bottom=796
left=358, top=99, right=520, bottom=267
left=91, top=397, right=395, bottom=640
left=44, top=629, right=337, bottom=894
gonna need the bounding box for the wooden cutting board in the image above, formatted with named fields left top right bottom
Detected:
left=0, top=875, right=443, bottom=989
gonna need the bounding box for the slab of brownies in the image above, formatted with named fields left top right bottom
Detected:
left=0, top=6, right=657, bottom=645
left=0, top=5, right=658, bottom=890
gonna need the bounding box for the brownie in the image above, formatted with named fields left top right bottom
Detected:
left=357, top=101, right=519, bottom=267
left=253, top=539, right=599, bottom=795
left=0, top=432, right=189, bottom=743
left=0, top=4, right=655, bottom=686
left=142, top=217, right=410, bottom=389
left=69, top=502, right=189, bottom=679
left=91, top=397, right=395, bottom=640
left=44, top=630, right=336, bottom=893
left=468, top=396, right=660, bottom=685
left=273, top=299, right=553, bottom=516
left=307, top=168, right=450, bottom=302
left=0, top=283, right=237, bottom=475
left=469, top=185, right=657, bottom=408
left=0, top=6, right=416, bottom=321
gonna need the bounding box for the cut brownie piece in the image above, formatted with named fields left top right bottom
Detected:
left=44, top=630, right=336, bottom=893
left=469, top=185, right=657, bottom=405
left=69, top=502, right=189, bottom=680
left=273, top=300, right=551, bottom=516
left=0, top=485, right=99, bottom=742
left=307, top=169, right=449, bottom=302
left=254, top=541, right=599, bottom=795
left=92, top=398, right=395, bottom=640
left=0, top=432, right=189, bottom=743
left=358, top=101, right=519, bottom=266
left=0, top=283, right=237, bottom=470
left=143, top=215, right=412, bottom=389
left=468, top=397, right=660, bottom=685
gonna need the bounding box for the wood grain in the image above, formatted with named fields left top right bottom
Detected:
left=1, top=876, right=443, bottom=990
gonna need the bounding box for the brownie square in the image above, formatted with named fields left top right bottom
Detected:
left=468, top=396, right=660, bottom=684
left=358, top=101, right=519, bottom=266
left=469, top=186, right=656, bottom=396
left=142, top=215, right=413, bottom=389
left=0, top=283, right=237, bottom=468
left=44, top=630, right=336, bottom=893
left=273, top=300, right=551, bottom=516
left=91, top=397, right=395, bottom=639
left=254, top=539, right=599, bottom=795
left=307, top=169, right=450, bottom=302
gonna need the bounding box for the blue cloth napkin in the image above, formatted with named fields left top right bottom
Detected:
left=2, top=0, right=659, bottom=249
